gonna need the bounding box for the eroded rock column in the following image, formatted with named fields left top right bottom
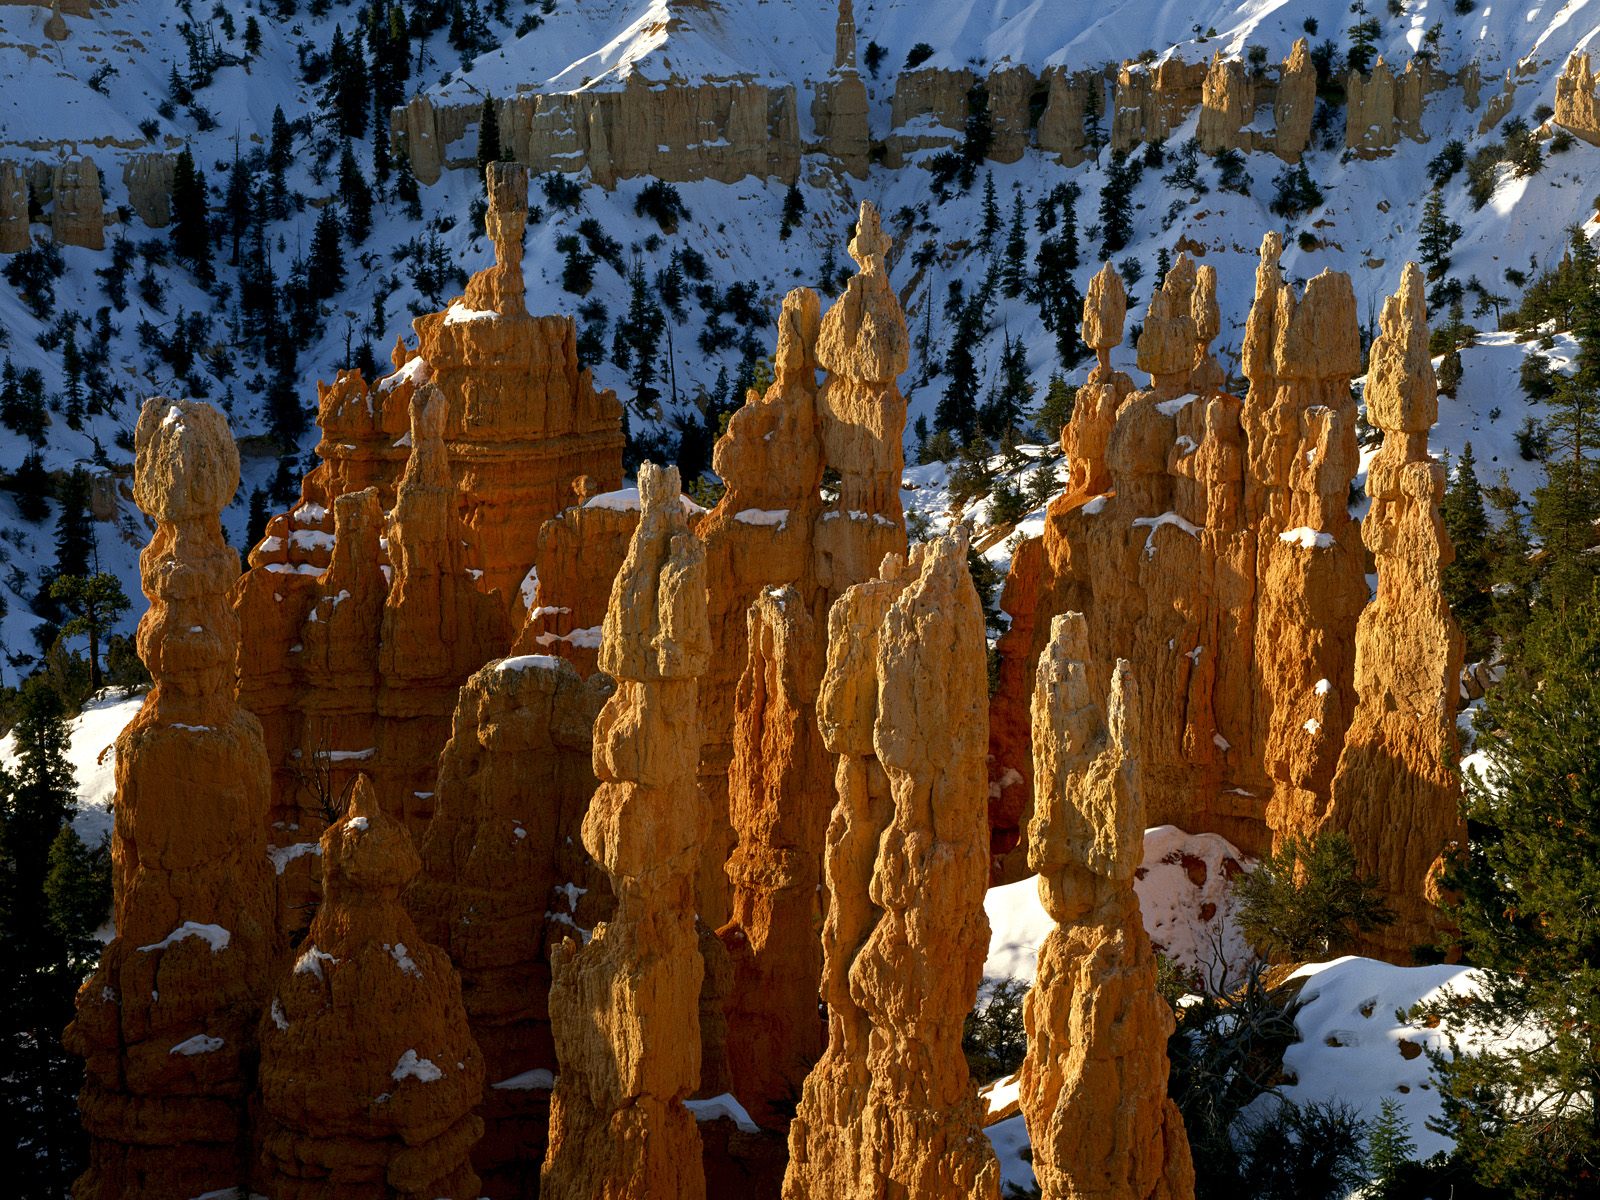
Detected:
left=784, top=532, right=1000, bottom=1200
left=541, top=462, right=712, bottom=1200
left=256, top=777, right=485, bottom=1198
left=1327, top=264, right=1465, bottom=959
left=67, top=399, right=280, bottom=1200
left=1019, top=614, right=1195, bottom=1200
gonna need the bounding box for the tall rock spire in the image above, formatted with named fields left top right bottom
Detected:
left=834, top=0, right=857, bottom=72
left=541, top=462, right=712, bottom=1200
left=1327, top=264, right=1465, bottom=958
left=1019, top=614, right=1196, bottom=1200
left=67, top=399, right=281, bottom=1200
left=784, top=531, right=1001, bottom=1200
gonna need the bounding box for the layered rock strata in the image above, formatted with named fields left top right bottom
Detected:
left=1326, top=264, right=1465, bottom=958
left=67, top=398, right=280, bottom=1200
left=407, top=654, right=613, bottom=1197
left=784, top=532, right=1000, bottom=1200
left=541, top=461, right=712, bottom=1200
left=811, top=0, right=870, bottom=177
left=50, top=155, right=104, bottom=249
left=0, top=159, right=29, bottom=253
left=1555, top=51, right=1600, bottom=145
left=1346, top=58, right=1426, bottom=157
left=1019, top=614, right=1195, bottom=1200
left=256, top=777, right=485, bottom=1199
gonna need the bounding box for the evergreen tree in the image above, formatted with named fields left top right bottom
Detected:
left=243, top=15, right=262, bottom=59
left=60, top=325, right=83, bottom=431
left=1422, top=593, right=1600, bottom=1197
left=1529, top=232, right=1600, bottom=612
left=1034, top=372, right=1077, bottom=441
left=12, top=449, right=51, bottom=523
left=1364, top=1098, right=1417, bottom=1200
left=44, top=824, right=110, bottom=973
left=52, top=468, right=94, bottom=580
left=325, top=25, right=369, bottom=138
left=1441, top=444, right=1495, bottom=658
left=936, top=296, right=985, bottom=440
left=268, top=106, right=293, bottom=219
left=49, top=573, right=130, bottom=692
left=979, top=173, right=1000, bottom=256
left=778, top=182, right=806, bottom=241
left=1000, top=192, right=1028, bottom=299
left=1234, top=831, right=1395, bottom=960
left=308, top=204, right=345, bottom=301
left=0, top=681, right=88, bottom=1192
left=246, top=486, right=271, bottom=550
left=981, top=332, right=1033, bottom=439
left=170, top=147, right=213, bottom=281
left=476, top=97, right=502, bottom=168
left=617, top=260, right=665, bottom=417
left=0, top=359, right=48, bottom=445
left=338, top=141, right=373, bottom=244
left=1099, top=150, right=1137, bottom=258
left=224, top=151, right=251, bottom=266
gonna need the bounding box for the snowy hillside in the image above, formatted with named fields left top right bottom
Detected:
left=2, top=0, right=1597, bottom=683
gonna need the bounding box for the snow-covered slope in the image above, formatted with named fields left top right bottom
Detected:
left=1, top=0, right=1596, bottom=681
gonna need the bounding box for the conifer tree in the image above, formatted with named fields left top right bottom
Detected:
left=979, top=172, right=1000, bottom=256
left=170, top=147, right=213, bottom=281
left=1364, top=1099, right=1417, bottom=1200
left=936, top=296, right=985, bottom=440
left=338, top=141, right=373, bottom=244
left=13, top=450, right=51, bottom=523
left=1423, top=591, right=1600, bottom=1196
left=52, top=468, right=94, bottom=581
left=477, top=97, right=502, bottom=168
left=1000, top=192, right=1028, bottom=299
left=1441, top=443, right=1494, bottom=658
left=60, top=325, right=83, bottom=431
left=0, top=680, right=88, bottom=1192
left=0, top=359, right=48, bottom=445
left=326, top=25, right=370, bottom=139
left=1099, top=150, right=1137, bottom=257
left=268, top=106, right=293, bottom=219
left=308, top=204, right=345, bottom=301
left=49, top=572, right=130, bottom=692
left=778, top=182, right=806, bottom=241
left=981, top=332, right=1033, bottom=438
left=224, top=152, right=251, bottom=266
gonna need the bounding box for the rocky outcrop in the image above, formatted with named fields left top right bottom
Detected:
left=1327, top=264, right=1465, bottom=959
left=123, top=152, right=175, bottom=228
left=1110, top=58, right=1205, bottom=154
left=408, top=654, right=612, bottom=1197
left=1197, top=53, right=1254, bottom=154
left=67, top=399, right=280, bottom=1200
left=1020, top=614, right=1195, bottom=1200
left=812, top=0, right=870, bottom=177
left=784, top=532, right=1000, bottom=1200
left=0, top=159, right=28, bottom=253
left=884, top=65, right=976, bottom=165
left=1347, top=57, right=1426, bottom=157
left=1273, top=39, right=1316, bottom=162
left=256, top=777, right=485, bottom=1199
left=1555, top=52, right=1600, bottom=145
left=233, top=166, right=619, bottom=880
left=1478, top=68, right=1517, bottom=135
left=720, top=586, right=829, bottom=1130
left=1037, top=68, right=1097, bottom=166
left=51, top=155, right=104, bottom=249
left=397, top=78, right=801, bottom=190
left=541, top=461, right=712, bottom=1200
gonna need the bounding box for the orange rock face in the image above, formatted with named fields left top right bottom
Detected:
left=256, top=777, right=485, bottom=1199
left=784, top=532, right=1000, bottom=1200
left=407, top=654, right=613, bottom=1197
left=233, top=163, right=621, bottom=877
left=1327, top=264, right=1465, bottom=959
left=67, top=399, right=281, bottom=1200
left=989, top=243, right=1460, bottom=958
left=1020, top=614, right=1195, bottom=1200
left=541, top=462, right=712, bottom=1200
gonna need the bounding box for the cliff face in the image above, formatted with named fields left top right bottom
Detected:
left=407, top=654, right=612, bottom=1197
left=1327, top=264, right=1465, bottom=959
left=66, top=399, right=281, bottom=1200
left=987, top=243, right=1459, bottom=959
left=784, top=532, right=1000, bottom=1200
left=541, top=462, right=712, bottom=1200
left=256, top=777, right=485, bottom=1199
left=1346, top=57, right=1427, bottom=157
left=1555, top=51, right=1600, bottom=145
left=1020, top=614, right=1194, bottom=1200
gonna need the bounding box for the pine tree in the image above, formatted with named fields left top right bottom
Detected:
left=981, top=332, right=1033, bottom=439
left=1418, top=187, right=1463, bottom=307
left=1000, top=192, right=1028, bottom=299
left=936, top=296, right=985, bottom=440
left=1099, top=150, right=1137, bottom=258
left=170, top=146, right=213, bottom=281
left=1423, top=593, right=1600, bottom=1197
left=60, top=325, right=83, bottom=431
left=979, top=172, right=1000, bottom=256
left=246, top=486, right=270, bottom=550
left=1234, top=831, right=1394, bottom=960
left=49, top=572, right=130, bottom=692
left=778, top=183, right=806, bottom=241
left=243, top=15, right=262, bottom=59
left=224, top=152, right=251, bottom=266
left=477, top=97, right=502, bottom=168
left=0, top=359, right=48, bottom=445
left=268, top=106, right=293, bottom=219
left=0, top=680, right=87, bottom=1192
left=44, top=824, right=110, bottom=973
left=325, top=25, right=369, bottom=139
left=1441, top=443, right=1494, bottom=659
left=1034, top=373, right=1077, bottom=441
left=1364, top=1098, right=1417, bottom=1200
left=13, top=449, right=51, bottom=523
left=52, top=467, right=94, bottom=580
left=338, top=141, right=373, bottom=244
left=308, top=204, right=345, bottom=301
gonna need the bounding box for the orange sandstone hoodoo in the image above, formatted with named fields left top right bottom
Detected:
left=255, top=775, right=485, bottom=1199
left=66, top=398, right=282, bottom=1200
left=784, top=531, right=1001, bottom=1200
left=541, top=462, right=713, bottom=1200
left=1020, top=614, right=1195, bottom=1200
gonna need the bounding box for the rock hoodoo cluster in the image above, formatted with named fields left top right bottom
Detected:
left=989, top=240, right=1463, bottom=958
left=783, top=532, right=1001, bottom=1200
left=66, top=399, right=281, bottom=1200
left=1020, top=614, right=1195, bottom=1200
left=1555, top=51, right=1600, bottom=145
left=256, top=776, right=485, bottom=1199
left=540, top=462, right=713, bottom=1200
